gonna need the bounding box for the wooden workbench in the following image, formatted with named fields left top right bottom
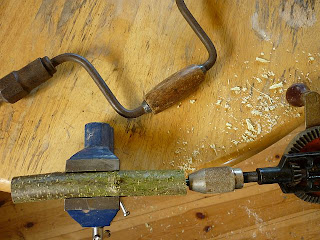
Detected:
left=0, top=0, right=320, bottom=239
left=1, top=126, right=320, bottom=239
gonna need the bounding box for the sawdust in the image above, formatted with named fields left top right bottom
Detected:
left=242, top=206, right=273, bottom=238
left=145, top=222, right=153, bottom=232
left=173, top=52, right=309, bottom=171
left=178, top=157, right=195, bottom=172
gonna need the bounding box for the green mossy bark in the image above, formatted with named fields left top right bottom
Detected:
left=11, top=170, right=186, bottom=203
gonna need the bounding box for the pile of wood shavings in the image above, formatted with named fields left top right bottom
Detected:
left=217, top=67, right=302, bottom=146
left=172, top=51, right=312, bottom=171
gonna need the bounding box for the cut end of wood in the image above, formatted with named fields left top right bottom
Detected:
left=0, top=178, right=11, bottom=193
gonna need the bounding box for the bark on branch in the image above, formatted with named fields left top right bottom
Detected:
left=11, top=170, right=186, bottom=203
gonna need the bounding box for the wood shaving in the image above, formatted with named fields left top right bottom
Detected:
left=231, top=86, right=241, bottom=91
left=192, top=150, right=200, bottom=157
left=251, top=109, right=262, bottom=116
left=257, top=123, right=262, bottom=135
left=231, top=140, right=239, bottom=145
left=215, top=99, right=222, bottom=105
left=210, top=144, right=217, bottom=155
left=231, top=86, right=241, bottom=94
left=267, top=71, right=275, bottom=76
left=242, top=95, right=252, bottom=104
left=255, top=57, right=270, bottom=63
left=245, top=130, right=257, bottom=138
left=269, top=82, right=283, bottom=89
left=246, top=119, right=256, bottom=132
left=254, top=77, right=262, bottom=83
left=309, top=56, right=315, bottom=61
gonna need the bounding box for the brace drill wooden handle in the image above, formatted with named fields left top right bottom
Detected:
left=144, top=65, right=205, bottom=113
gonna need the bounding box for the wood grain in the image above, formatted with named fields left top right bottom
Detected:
left=1, top=125, right=320, bottom=239
left=0, top=0, right=319, bottom=196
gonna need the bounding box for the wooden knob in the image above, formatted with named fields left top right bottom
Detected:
left=286, top=83, right=310, bottom=107
left=144, top=65, right=205, bottom=114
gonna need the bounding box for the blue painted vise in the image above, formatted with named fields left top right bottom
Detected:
left=64, top=122, right=123, bottom=239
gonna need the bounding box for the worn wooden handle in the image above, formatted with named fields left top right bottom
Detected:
left=11, top=170, right=187, bottom=203
left=144, top=65, right=205, bottom=114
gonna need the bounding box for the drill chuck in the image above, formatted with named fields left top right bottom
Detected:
left=188, top=167, right=244, bottom=194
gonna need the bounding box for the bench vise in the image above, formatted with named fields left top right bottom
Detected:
left=65, top=122, right=129, bottom=239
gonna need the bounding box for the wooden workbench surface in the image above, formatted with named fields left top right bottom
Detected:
left=1, top=125, right=320, bottom=239
left=0, top=0, right=320, bottom=192
left=1, top=0, right=320, bottom=192
left=0, top=0, right=320, bottom=239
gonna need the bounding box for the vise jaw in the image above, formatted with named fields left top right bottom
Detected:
left=64, top=122, right=120, bottom=239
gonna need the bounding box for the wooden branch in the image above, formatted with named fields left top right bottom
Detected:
left=11, top=170, right=186, bottom=203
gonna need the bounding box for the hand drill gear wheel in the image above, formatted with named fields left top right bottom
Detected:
left=284, top=126, right=320, bottom=203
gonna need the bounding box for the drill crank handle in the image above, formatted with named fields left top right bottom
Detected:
left=144, top=0, right=217, bottom=113
left=286, top=83, right=320, bottom=129
left=176, top=0, right=217, bottom=71
left=51, top=53, right=150, bottom=118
